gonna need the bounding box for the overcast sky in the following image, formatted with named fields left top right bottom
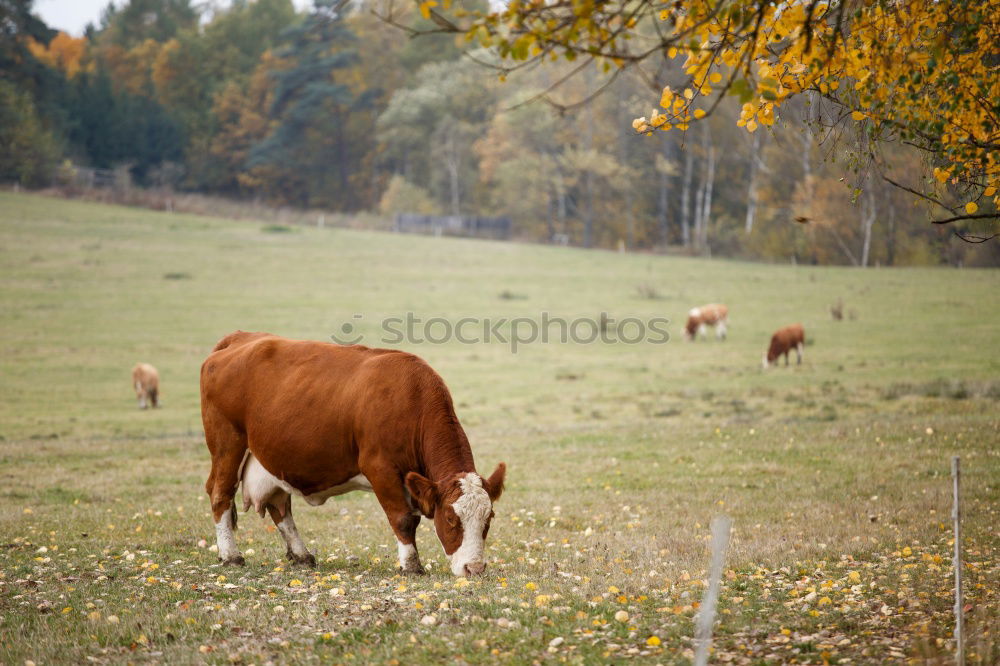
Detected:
left=33, top=0, right=313, bottom=36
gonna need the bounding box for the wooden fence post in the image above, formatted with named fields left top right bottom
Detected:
left=695, top=515, right=731, bottom=666
left=952, top=456, right=963, bottom=665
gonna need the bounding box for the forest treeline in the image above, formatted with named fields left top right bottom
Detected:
left=2, top=0, right=997, bottom=266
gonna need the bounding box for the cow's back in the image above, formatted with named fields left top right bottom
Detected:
left=132, top=363, right=159, bottom=388
left=201, top=333, right=453, bottom=493
left=770, top=324, right=804, bottom=349
left=202, top=333, right=400, bottom=424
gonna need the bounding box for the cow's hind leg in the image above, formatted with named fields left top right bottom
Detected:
left=203, top=406, right=247, bottom=565
left=266, top=497, right=316, bottom=567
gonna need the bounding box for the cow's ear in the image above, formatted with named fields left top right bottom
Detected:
left=405, top=472, right=437, bottom=517
left=484, top=463, right=506, bottom=502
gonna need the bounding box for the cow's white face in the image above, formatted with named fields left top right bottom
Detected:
left=446, top=474, right=494, bottom=575
left=405, top=464, right=506, bottom=576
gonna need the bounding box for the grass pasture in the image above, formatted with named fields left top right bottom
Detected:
left=1, top=191, right=998, bottom=664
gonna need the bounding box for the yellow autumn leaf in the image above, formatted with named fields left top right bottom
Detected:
left=851, top=111, right=864, bottom=121
left=659, top=86, right=674, bottom=108
left=683, top=88, right=694, bottom=100
left=693, top=109, right=706, bottom=119
left=709, top=71, right=722, bottom=83
left=965, top=202, right=978, bottom=214
left=984, top=187, right=996, bottom=196
left=419, top=0, right=437, bottom=20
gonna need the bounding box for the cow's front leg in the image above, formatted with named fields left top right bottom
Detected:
left=267, top=496, right=316, bottom=567
left=796, top=342, right=804, bottom=365
left=368, top=473, right=425, bottom=574
left=394, top=513, right=424, bottom=574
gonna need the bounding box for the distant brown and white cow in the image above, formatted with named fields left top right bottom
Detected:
left=762, top=324, right=805, bottom=368
left=131, top=363, right=159, bottom=409
left=200, top=331, right=506, bottom=576
left=683, top=304, right=728, bottom=341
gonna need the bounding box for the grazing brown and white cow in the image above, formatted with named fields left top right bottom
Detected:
left=131, top=363, right=159, bottom=409
left=200, top=331, right=506, bottom=576
left=762, top=324, right=805, bottom=368
left=683, top=303, right=728, bottom=341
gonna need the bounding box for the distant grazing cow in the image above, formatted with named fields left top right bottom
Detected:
left=684, top=304, right=728, bottom=341
left=200, top=331, right=506, bottom=576
left=762, top=324, right=805, bottom=368
left=131, top=363, right=159, bottom=409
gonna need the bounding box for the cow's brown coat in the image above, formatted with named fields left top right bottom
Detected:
left=200, top=331, right=505, bottom=575
left=131, top=363, right=159, bottom=409
left=764, top=324, right=805, bottom=367
left=684, top=303, right=728, bottom=340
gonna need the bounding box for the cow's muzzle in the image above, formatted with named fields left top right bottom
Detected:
left=463, top=561, right=486, bottom=576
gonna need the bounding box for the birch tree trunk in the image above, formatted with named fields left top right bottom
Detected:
left=657, top=139, right=672, bottom=246
left=744, top=131, right=764, bottom=234
left=555, top=169, right=567, bottom=236
left=694, top=178, right=705, bottom=247
left=802, top=91, right=816, bottom=184
left=860, top=185, right=876, bottom=267
left=581, top=66, right=595, bottom=248
left=444, top=127, right=461, bottom=217
left=624, top=181, right=635, bottom=249
left=681, top=146, right=694, bottom=247
left=700, top=146, right=716, bottom=250
left=547, top=180, right=556, bottom=241
left=886, top=199, right=896, bottom=266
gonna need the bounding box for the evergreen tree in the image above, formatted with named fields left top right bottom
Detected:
left=249, top=0, right=360, bottom=207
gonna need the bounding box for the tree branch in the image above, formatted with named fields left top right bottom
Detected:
left=932, top=213, right=1000, bottom=226
left=881, top=175, right=953, bottom=214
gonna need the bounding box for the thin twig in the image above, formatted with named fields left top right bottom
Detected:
left=881, top=175, right=953, bottom=214
left=953, top=231, right=999, bottom=244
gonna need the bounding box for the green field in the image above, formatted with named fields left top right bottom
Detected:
left=1, top=191, right=998, bottom=664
